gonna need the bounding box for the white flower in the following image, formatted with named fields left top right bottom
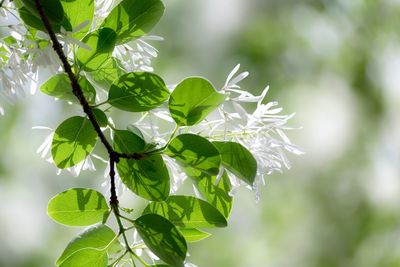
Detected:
left=194, top=64, right=304, bottom=199
left=93, top=0, right=116, bottom=29
left=113, top=35, right=163, bottom=72
left=163, top=156, right=187, bottom=193
left=59, top=20, right=92, bottom=55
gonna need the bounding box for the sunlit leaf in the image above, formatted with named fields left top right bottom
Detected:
left=189, top=169, right=233, bottom=218
left=135, top=214, right=187, bottom=267
left=56, top=225, right=116, bottom=266
left=60, top=0, right=94, bottom=39
left=22, top=0, right=64, bottom=24
left=47, top=188, right=109, bottom=226
left=178, top=228, right=211, bottom=243
left=166, top=134, right=221, bottom=175
left=101, top=0, right=165, bottom=44
left=40, top=74, right=96, bottom=104
left=113, top=130, right=170, bottom=201
left=18, top=6, right=62, bottom=32
left=59, top=248, right=107, bottom=267
left=86, top=57, right=126, bottom=90
left=51, top=116, right=97, bottom=169
left=108, top=72, right=169, bottom=112
left=143, top=195, right=227, bottom=228
left=77, top=28, right=117, bottom=71
left=92, top=109, right=108, bottom=127
left=213, top=141, right=257, bottom=185
left=169, top=77, right=225, bottom=126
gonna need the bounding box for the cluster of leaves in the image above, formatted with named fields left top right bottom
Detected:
left=15, top=0, right=259, bottom=266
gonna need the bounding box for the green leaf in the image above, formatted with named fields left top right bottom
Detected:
left=22, top=0, right=64, bottom=24
left=143, top=195, right=227, bottom=228
left=113, top=130, right=170, bottom=201
left=92, top=109, right=108, bottom=127
left=166, top=134, right=221, bottom=175
left=108, top=72, right=170, bottom=112
left=86, top=57, right=126, bottom=90
left=61, top=0, right=94, bottom=40
left=169, top=77, right=226, bottom=126
left=77, top=28, right=117, bottom=71
left=127, top=124, right=145, bottom=140
left=51, top=116, right=97, bottom=169
left=19, top=7, right=61, bottom=32
left=190, top=169, right=233, bottom=218
left=101, top=0, right=165, bottom=44
left=135, top=214, right=187, bottom=267
left=59, top=248, right=107, bottom=267
left=47, top=188, right=109, bottom=226
left=56, top=225, right=116, bottom=266
left=40, top=74, right=96, bottom=104
left=178, top=228, right=211, bottom=243
left=213, top=141, right=257, bottom=185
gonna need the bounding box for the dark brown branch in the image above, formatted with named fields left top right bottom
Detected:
left=33, top=0, right=115, bottom=155
left=32, top=0, right=146, bottom=162
left=109, top=158, right=119, bottom=206
left=33, top=0, right=144, bottom=205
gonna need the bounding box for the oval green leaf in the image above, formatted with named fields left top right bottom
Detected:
left=135, top=214, right=187, bottom=267
left=60, top=0, right=94, bottom=40
left=56, top=225, right=116, bottom=266
left=143, top=195, right=227, bottom=228
left=22, top=0, right=64, bottom=24
left=108, top=72, right=170, bottom=112
left=40, top=74, right=96, bottom=104
left=166, top=134, right=221, bottom=176
left=213, top=141, right=257, bottom=185
left=178, top=228, right=211, bottom=243
left=113, top=130, right=170, bottom=201
left=169, top=77, right=226, bottom=126
left=101, top=0, right=165, bottom=44
left=47, top=188, right=109, bottom=226
left=77, top=28, right=117, bottom=71
left=59, top=248, right=107, bottom=267
left=189, top=169, right=233, bottom=218
left=18, top=6, right=62, bottom=32
left=92, top=109, right=108, bottom=127
left=86, top=57, right=126, bottom=90
left=51, top=116, right=97, bottom=169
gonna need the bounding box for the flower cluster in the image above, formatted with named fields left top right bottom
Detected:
left=121, top=65, right=304, bottom=200
left=0, top=0, right=163, bottom=114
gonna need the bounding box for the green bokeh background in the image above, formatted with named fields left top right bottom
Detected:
left=1, top=0, right=400, bottom=266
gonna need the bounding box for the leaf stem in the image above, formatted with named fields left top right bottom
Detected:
left=92, top=100, right=109, bottom=108
left=108, top=250, right=128, bottom=267
left=147, top=124, right=179, bottom=154
left=120, top=214, right=136, bottom=224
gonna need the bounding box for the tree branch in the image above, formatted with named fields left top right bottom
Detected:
left=33, top=0, right=143, bottom=206
left=33, top=0, right=116, bottom=154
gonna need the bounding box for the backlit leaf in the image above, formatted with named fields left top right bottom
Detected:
left=169, top=77, right=225, bottom=126
left=101, top=0, right=165, bottom=44
left=47, top=188, right=109, bottom=226
left=143, top=195, right=227, bottom=228
left=51, top=116, right=97, bottom=169
left=135, top=214, right=187, bottom=267
left=166, top=134, right=221, bottom=175
left=108, top=72, right=169, bottom=112
left=113, top=130, right=170, bottom=201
